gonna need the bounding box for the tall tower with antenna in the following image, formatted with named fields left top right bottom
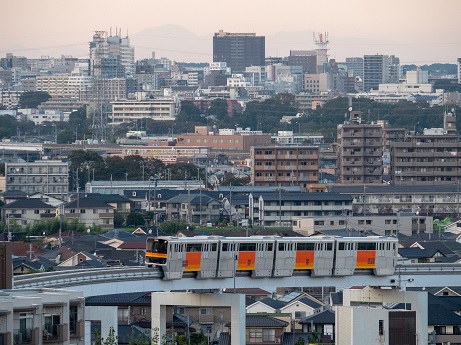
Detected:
left=313, top=32, right=330, bottom=73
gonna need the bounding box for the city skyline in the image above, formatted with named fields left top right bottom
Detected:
left=1, top=0, right=460, bottom=64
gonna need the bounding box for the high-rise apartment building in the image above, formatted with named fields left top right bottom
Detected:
left=250, top=145, right=319, bottom=188
left=337, top=111, right=383, bottom=184
left=89, top=30, right=134, bottom=78
left=390, top=111, right=461, bottom=186
left=213, top=30, right=265, bottom=73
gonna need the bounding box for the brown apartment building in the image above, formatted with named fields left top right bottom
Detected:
left=390, top=111, right=461, bottom=186
left=176, top=126, right=272, bottom=151
left=250, top=145, right=319, bottom=188
left=337, top=111, right=383, bottom=184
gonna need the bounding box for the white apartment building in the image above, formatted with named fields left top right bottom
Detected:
left=5, top=161, right=69, bottom=199
left=111, top=98, right=179, bottom=123
left=292, top=214, right=433, bottom=237
left=227, top=74, right=251, bottom=87
left=26, top=110, right=64, bottom=124
left=35, top=73, right=92, bottom=99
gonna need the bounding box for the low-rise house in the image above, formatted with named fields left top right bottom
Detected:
left=62, top=197, right=114, bottom=230
left=227, top=314, right=289, bottom=345
left=0, top=198, right=57, bottom=229
left=298, top=309, right=335, bottom=344
left=164, top=194, right=222, bottom=224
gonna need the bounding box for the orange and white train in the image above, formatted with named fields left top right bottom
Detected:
left=145, top=236, right=398, bottom=280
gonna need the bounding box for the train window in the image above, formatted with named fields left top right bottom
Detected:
left=186, top=243, right=202, bottom=252
left=279, top=243, right=285, bottom=251
left=297, top=243, right=315, bottom=250
left=358, top=243, right=376, bottom=250
left=222, top=243, right=229, bottom=251
left=326, top=243, right=332, bottom=251
left=338, top=243, right=345, bottom=250
left=239, top=243, right=256, bottom=251
left=211, top=243, right=217, bottom=251
left=267, top=243, right=273, bottom=251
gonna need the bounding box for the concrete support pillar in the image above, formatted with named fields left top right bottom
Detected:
left=151, top=291, right=245, bottom=345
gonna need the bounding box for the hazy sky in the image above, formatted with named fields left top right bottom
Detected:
left=1, top=0, right=460, bottom=64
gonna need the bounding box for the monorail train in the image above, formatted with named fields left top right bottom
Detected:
left=145, top=236, right=398, bottom=280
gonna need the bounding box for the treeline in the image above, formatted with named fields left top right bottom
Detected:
left=68, top=150, right=205, bottom=190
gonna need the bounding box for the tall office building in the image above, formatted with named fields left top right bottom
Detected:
left=363, top=54, right=389, bottom=91
left=287, top=50, right=317, bottom=73
left=213, top=30, right=265, bottom=73
left=344, top=57, right=364, bottom=79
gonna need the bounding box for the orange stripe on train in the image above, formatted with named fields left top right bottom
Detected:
left=184, top=252, right=201, bottom=272
left=356, top=250, right=376, bottom=269
left=146, top=252, right=167, bottom=258
left=237, top=252, right=255, bottom=270
left=295, top=251, right=315, bottom=270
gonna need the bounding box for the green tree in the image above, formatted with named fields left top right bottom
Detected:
left=126, top=212, right=146, bottom=227
left=176, top=101, right=205, bottom=123
left=220, top=173, right=250, bottom=186
left=114, top=212, right=125, bottom=228
left=189, top=331, right=207, bottom=345
left=206, top=99, right=228, bottom=121
left=102, top=326, right=117, bottom=345
left=18, top=91, right=51, bottom=108
left=159, top=220, right=192, bottom=235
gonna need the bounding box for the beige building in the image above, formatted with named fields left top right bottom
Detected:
left=250, top=145, right=319, bottom=188
left=62, top=197, right=114, bottom=230
left=1, top=198, right=57, bottom=230
left=337, top=111, right=383, bottom=184
left=177, top=126, right=272, bottom=152
left=111, top=98, right=179, bottom=123
left=336, top=286, right=427, bottom=345
left=0, top=288, right=85, bottom=345
left=5, top=161, right=69, bottom=200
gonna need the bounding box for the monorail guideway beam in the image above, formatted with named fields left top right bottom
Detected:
left=152, top=291, right=245, bottom=345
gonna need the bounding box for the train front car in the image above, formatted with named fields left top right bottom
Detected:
left=333, top=237, right=398, bottom=276
left=216, top=237, right=275, bottom=278
left=146, top=236, right=220, bottom=280
left=273, top=237, right=335, bottom=277
left=145, top=237, right=169, bottom=266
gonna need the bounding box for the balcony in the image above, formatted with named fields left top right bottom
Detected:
left=43, top=324, right=68, bottom=343
left=70, top=320, right=84, bottom=339
left=13, top=328, right=39, bottom=345
left=1, top=332, right=11, bottom=345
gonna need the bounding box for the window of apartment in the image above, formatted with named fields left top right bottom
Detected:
left=70, top=209, right=76, bottom=213
left=385, top=220, right=391, bottom=224
left=358, top=220, right=364, bottom=225
left=80, top=209, right=86, bottom=213
left=34, top=210, right=39, bottom=214
left=262, top=329, right=275, bottom=342
left=200, top=308, right=212, bottom=315
left=265, top=162, right=272, bottom=166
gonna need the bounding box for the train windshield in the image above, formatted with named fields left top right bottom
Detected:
left=148, top=239, right=168, bottom=253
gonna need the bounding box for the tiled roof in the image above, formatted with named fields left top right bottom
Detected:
left=299, top=309, right=335, bottom=324
left=1, top=198, right=56, bottom=209
left=101, top=229, right=137, bottom=240
left=228, top=314, right=288, bottom=328
left=256, top=297, right=287, bottom=310
left=330, top=291, right=343, bottom=305
left=85, top=292, right=151, bottom=305
left=254, top=192, right=352, bottom=202
left=11, top=241, right=46, bottom=257
left=295, top=297, right=323, bottom=309
left=64, top=197, right=113, bottom=209
left=399, top=247, right=440, bottom=259
left=427, top=304, right=461, bottom=325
